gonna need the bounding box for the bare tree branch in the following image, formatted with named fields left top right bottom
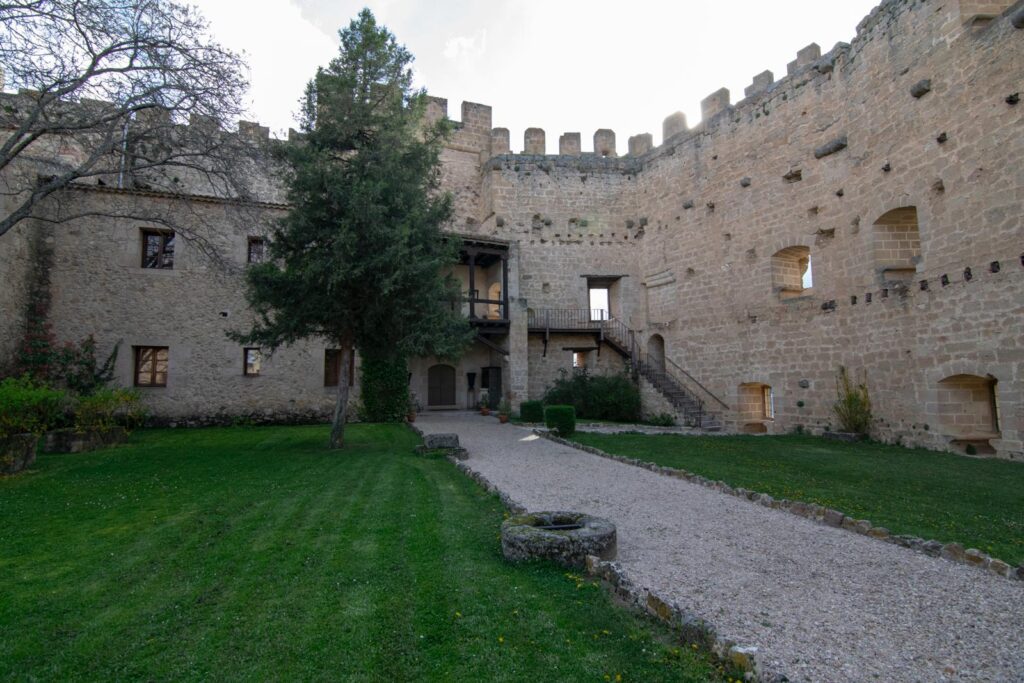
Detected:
left=0, top=0, right=274, bottom=245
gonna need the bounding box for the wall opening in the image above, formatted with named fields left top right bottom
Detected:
left=738, top=382, right=773, bottom=433
left=771, top=246, right=812, bottom=299
left=427, top=364, right=457, bottom=407
left=873, top=207, right=921, bottom=279
left=647, top=334, right=665, bottom=372
left=588, top=286, right=609, bottom=321
left=937, top=374, right=1000, bottom=454
left=487, top=282, right=503, bottom=319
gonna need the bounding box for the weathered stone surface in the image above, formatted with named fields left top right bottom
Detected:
left=422, top=433, right=460, bottom=450
left=1, top=434, right=38, bottom=475
left=867, top=526, right=890, bottom=540
left=814, top=135, right=848, bottom=159
left=941, top=542, right=966, bottom=562
left=823, top=509, right=845, bottom=527
left=964, top=548, right=990, bottom=568
left=910, top=79, right=932, bottom=98
left=988, top=558, right=1011, bottom=577
left=822, top=431, right=868, bottom=442
left=501, top=511, right=617, bottom=569
left=43, top=427, right=127, bottom=454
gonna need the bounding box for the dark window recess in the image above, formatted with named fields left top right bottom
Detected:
left=244, top=348, right=262, bottom=376
left=324, top=349, right=355, bottom=387
left=141, top=229, right=175, bottom=269
left=134, top=346, right=169, bottom=387
left=247, top=237, right=266, bottom=264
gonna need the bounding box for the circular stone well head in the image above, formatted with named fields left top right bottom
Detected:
left=501, top=511, right=617, bottom=569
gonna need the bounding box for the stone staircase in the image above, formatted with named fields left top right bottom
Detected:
left=527, top=309, right=729, bottom=430
left=600, top=320, right=727, bottom=430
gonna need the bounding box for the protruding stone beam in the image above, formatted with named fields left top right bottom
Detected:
left=787, top=43, right=821, bottom=75
left=700, top=88, right=731, bottom=122
left=744, top=70, right=774, bottom=98
left=628, top=133, right=653, bottom=157
left=662, top=112, right=688, bottom=141
left=559, top=132, right=581, bottom=156
left=594, top=129, right=616, bottom=157
left=524, top=127, right=546, bottom=154
left=491, top=128, right=510, bottom=155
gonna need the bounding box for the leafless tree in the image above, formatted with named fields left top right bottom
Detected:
left=0, top=0, right=272, bottom=247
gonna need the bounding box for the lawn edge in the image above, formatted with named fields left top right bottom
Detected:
left=540, top=430, right=1024, bottom=583
left=406, top=423, right=776, bottom=683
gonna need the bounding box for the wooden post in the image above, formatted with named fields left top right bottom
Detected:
left=501, top=254, right=509, bottom=321
left=468, top=250, right=476, bottom=320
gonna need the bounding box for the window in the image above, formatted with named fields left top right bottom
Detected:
left=588, top=287, right=609, bottom=321
left=134, top=346, right=168, bottom=387
left=141, top=229, right=175, bottom=269
left=243, top=348, right=262, bottom=376
left=324, top=349, right=355, bottom=387
left=247, top=237, right=266, bottom=264
left=573, top=351, right=587, bottom=369
left=762, top=385, right=774, bottom=420
left=873, top=207, right=921, bottom=278
left=771, top=246, right=812, bottom=299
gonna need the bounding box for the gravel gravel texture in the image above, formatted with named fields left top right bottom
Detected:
left=418, top=411, right=1024, bottom=683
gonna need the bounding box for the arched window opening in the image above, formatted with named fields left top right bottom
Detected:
left=771, top=246, right=812, bottom=299
left=873, top=207, right=921, bottom=279
left=738, top=382, right=773, bottom=433
left=647, top=334, right=665, bottom=373
left=937, top=374, right=1000, bottom=454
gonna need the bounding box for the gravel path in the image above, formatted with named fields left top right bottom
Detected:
left=418, top=412, right=1024, bottom=683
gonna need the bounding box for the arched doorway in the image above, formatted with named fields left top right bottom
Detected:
left=647, top=334, right=665, bottom=372
left=427, top=364, right=456, bottom=407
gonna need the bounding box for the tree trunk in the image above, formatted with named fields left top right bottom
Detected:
left=328, top=344, right=352, bottom=449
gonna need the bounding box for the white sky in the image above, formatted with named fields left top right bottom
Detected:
left=195, top=0, right=881, bottom=151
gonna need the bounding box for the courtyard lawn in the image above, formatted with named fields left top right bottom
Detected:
left=570, top=433, right=1024, bottom=566
left=0, top=424, right=729, bottom=682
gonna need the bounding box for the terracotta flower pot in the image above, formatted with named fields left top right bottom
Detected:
left=406, top=413, right=416, bottom=423
left=499, top=414, right=509, bottom=424
left=480, top=407, right=491, bottom=416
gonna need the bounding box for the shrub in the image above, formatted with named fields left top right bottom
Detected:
left=358, top=353, right=409, bottom=423
left=75, top=388, right=146, bottom=433
left=0, top=377, right=66, bottom=437
left=832, top=366, right=872, bottom=434
left=542, top=369, right=641, bottom=423
left=520, top=400, right=544, bottom=423
left=497, top=398, right=511, bottom=416
left=545, top=405, right=576, bottom=436
left=646, top=413, right=676, bottom=427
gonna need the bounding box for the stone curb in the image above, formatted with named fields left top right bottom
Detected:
left=538, top=430, right=1024, bottom=583
left=408, top=423, right=772, bottom=681
left=585, top=555, right=783, bottom=683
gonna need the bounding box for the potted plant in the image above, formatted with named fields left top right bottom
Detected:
left=406, top=396, right=417, bottom=423
left=497, top=398, right=511, bottom=424
left=479, top=391, right=490, bottom=416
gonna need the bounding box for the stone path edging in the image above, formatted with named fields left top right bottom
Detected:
left=407, top=422, right=771, bottom=681
left=538, top=430, right=1024, bottom=583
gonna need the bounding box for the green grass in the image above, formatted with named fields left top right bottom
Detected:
left=0, top=424, right=730, bottom=682
left=571, top=433, right=1024, bottom=566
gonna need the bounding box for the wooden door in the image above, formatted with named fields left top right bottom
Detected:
left=427, top=364, right=456, bottom=406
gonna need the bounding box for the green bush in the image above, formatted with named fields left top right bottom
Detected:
left=646, top=413, right=676, bottom=427
left=833, top=366, right=872, bottom=434
left=75, top=388, right=146, bottom=433
left=358, top=353, right=409, bottom=422
left=0, top=377, right=66, bottom=437
left=545, top=405, right=576, bottom=436
left=542, top=369, right=641, bottom=422
left=520, top=400, right=544, bottom=422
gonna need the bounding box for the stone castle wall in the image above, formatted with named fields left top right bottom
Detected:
left=0, top=0, right=1020, bottom=456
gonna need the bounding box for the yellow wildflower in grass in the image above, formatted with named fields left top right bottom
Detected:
left=498, top=636, right=504, bottom=644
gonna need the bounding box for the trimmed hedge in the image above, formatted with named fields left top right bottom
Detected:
left=358, top=353, right=409, bottom=422
left=0, top=377, right=66, bottom=438
left=544, top=405, right=576, bottom=436
left=520, top=400, right=544, bottom=423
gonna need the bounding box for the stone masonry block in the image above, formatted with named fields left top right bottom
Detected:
left=524, top=127, right=546, bottom=154
left=559, top=132, right=581, bottom=156
left=628, top=133, right=653, bottom=156
left=745, top=70, right=774, bottom=98
left=663, top=112, right=688, bottom=141
left=701, top=88, right=731, bottom=122
left=594, top=129, right=617, bottom=157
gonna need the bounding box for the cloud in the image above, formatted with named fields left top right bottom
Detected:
left=442, top=29, right=487, bottom=66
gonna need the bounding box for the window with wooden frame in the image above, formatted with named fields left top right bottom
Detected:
left=141, top=229, right=175, bottom=269
left=243, top=348, right=262, bottom=376
left=324, top=349, right=355, bottom=387
left=134, top=346, right=169, bottom=387
left=247, top=236, right=266, bottom=264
